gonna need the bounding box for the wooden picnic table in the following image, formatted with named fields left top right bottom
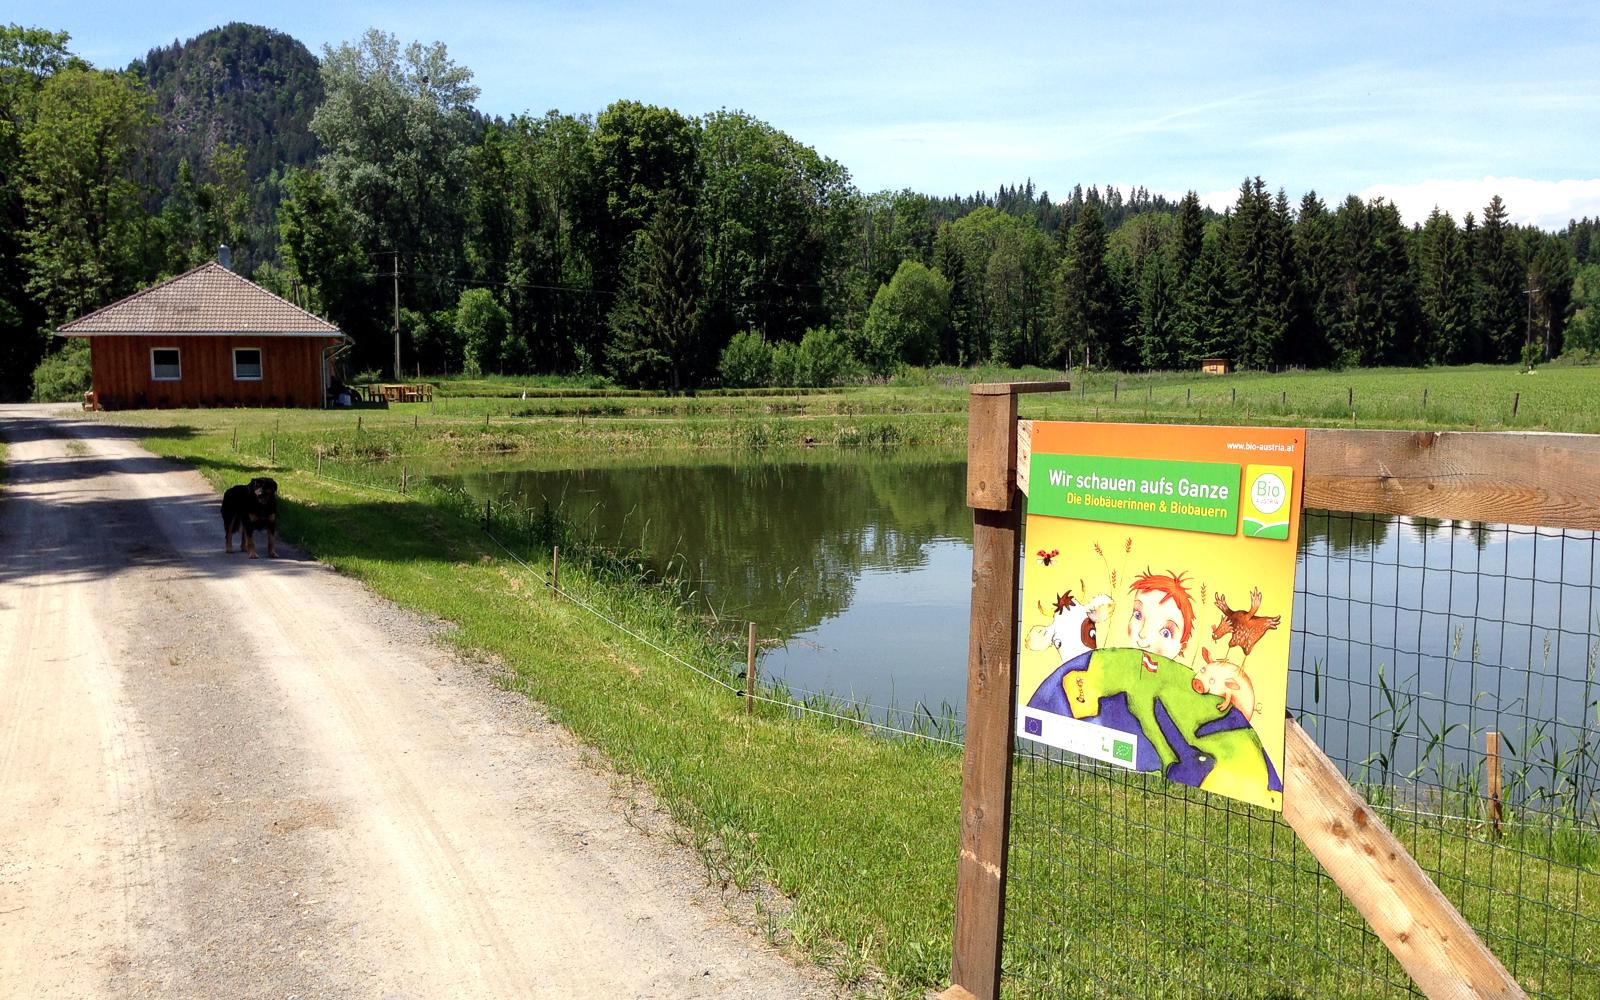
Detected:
left=366, top=383, right=434, bottom=403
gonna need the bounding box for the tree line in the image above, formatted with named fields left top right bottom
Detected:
left=4, top=23, right=1599, bottom=400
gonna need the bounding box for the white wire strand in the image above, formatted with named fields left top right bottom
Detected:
left=269, top=448, right=965, bottom=747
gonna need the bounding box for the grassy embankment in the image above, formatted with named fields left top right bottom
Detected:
left=102, top=363, right=1599, bottom=999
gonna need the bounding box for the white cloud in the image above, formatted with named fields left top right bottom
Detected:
left=1359, top=177, right=1600, bottom=230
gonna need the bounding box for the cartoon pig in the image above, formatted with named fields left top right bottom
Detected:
left=1191, top=647, right=1257, bottom=720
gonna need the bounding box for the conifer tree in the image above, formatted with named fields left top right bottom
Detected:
left=1416, top=208, right=1471, bottom=363
left=1473, top=195, right=1526, bottom=362
left=1050, top=202, right=1114, bottom=366
left=1174, top=234, right=1235, bottom=363
left=607, top=196, right=704, bottom=390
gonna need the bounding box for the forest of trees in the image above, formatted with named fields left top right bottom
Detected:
left=4, top=21, right=1600, bottom=400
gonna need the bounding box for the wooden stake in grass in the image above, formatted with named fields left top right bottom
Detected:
left=357, top=414, right=363, bottom=433
left=401, top=465, right=409, bottom=495
left=1512, top=392, right=1520, bottom=419
left=1113, top=380, right=1120, bottom=402
left=746, top=622, right=757, bottom=716
left=414, top=414, right=419, bottom=429
left=1186, top=387, right=1191, bottom=405
left=551, top=545, right=560, bottom=595
left=232, top=426, right=237, bottom=450
left=1281, top=390, right=1287, bottom=408
left=1231, top=386, right=1237, bottom=405
left=485, top=411, right=491, bottom=430
left=1422, top=387, right=1429, bottom=411
left=1487, top=731, right=1503, bottom=837
left=1348, top=386, right=1354, bottom=409
left=316, top=450, right=322, bottom=477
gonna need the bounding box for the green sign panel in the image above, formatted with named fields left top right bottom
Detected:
left=1028, top=454, right=1242, bottom=535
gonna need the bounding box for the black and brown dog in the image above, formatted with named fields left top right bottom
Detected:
left=222, top=477, right=279, bottom=558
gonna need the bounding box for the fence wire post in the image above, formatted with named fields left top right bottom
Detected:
left=401, top=465, right=408, bottom=495
left=551, top=546, right=560, bottom=595
left=1487, top=731, right=1503, bottom=837
left=745, top=622, right=757, bottom=715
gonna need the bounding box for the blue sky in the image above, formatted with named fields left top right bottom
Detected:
left=17, top=1, right=1600, bottom=228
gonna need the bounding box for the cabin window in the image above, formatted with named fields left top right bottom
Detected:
left=151, top=348, right=181, bottom=381
left=233, top=348, right=263, bottom=380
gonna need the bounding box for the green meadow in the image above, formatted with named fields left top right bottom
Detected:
left=57, top=361, right=1600, bottom=998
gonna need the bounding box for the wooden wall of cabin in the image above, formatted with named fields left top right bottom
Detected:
left=88, top=336, right=337, bottom=409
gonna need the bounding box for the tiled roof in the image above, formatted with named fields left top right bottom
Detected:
left=57, top=262, right=343, bottom=337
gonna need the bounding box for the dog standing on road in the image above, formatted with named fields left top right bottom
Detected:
left=222, top=477, right=279, bottom=558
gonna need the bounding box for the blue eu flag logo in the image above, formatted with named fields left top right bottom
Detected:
left=1023, top=715, right=1043, bottom=736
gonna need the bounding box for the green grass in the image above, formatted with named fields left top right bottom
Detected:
left=96, top=362, right=1600, bottom=998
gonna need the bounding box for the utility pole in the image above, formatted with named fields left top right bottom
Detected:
left=392, top=251, right=402, bottom=381
left=1524, top=284, right=1541, bottom=360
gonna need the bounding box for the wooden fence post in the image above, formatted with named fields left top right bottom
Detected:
left=401, top=465, right=409, bottom=495
left=316, top=450, right=322, bottom=477
left=551, top=545, right=560, bottom=594
left=746, top=622, right=757, bottom=715
left=1511, top=392, right=1520, bottom=419
left=946, top=380, right=1068, bottom=1000
left=357, top=414, right=363, bottom=433
left=1487, top=731, right=1503, bottom=837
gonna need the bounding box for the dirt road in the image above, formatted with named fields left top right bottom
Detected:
left=0, top=405, right=829, bottom=999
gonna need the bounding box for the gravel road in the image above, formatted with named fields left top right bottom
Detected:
left=0, top=405, right=830, bottom=999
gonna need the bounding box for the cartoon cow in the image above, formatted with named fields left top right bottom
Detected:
left=1191, top=647, right=1258, bottom=720
left=1026, top=590, right=1114, bottom=662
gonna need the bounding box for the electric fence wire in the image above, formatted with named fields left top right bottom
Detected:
left=278, top=447, right=968, bottom=749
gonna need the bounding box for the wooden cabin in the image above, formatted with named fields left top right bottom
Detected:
left=58, top=257, right=348, bottom=409
left=1200, top=356, right=1231, bottom=375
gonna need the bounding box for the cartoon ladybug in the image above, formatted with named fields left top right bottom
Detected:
left=1036, top=548, right=1060, bottom=567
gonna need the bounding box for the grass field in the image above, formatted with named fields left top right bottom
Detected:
left=65, top=361, right=1600, bottom=998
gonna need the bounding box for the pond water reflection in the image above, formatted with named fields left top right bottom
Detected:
left=438, top=452, right=1599, bottom=803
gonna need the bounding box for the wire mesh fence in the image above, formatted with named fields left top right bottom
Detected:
left=1004, top=510, right=1600, bottom=999
left=250, top=441, right=972, bottom=747
left=246, top=428, right=1598, bottom=996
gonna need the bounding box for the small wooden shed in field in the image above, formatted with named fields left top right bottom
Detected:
left=58, top=258, right=349, bottom=410
left=1200, top=356, right=1231, bottom=375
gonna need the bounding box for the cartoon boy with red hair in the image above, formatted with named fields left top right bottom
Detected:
left=1127, top=569, right=1195, bottom=669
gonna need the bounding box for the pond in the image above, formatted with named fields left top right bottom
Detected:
left=437, top=451, right=1600, bottom=808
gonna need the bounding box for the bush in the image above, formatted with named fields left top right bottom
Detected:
left=457, top=288, right=523, bottom=376
left=717, top=330, right=773, bottom=387
left=770, top=341, right=800, bottom=387
left=794, top=326, right=858, bottom=386
left=861, top=260, right=950, bottom=376
left=30, top=339, right=91, bottom=402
